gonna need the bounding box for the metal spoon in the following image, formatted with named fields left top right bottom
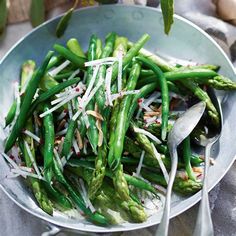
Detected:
left=193, top=89, right=223, bottom=236
left=156, top=101, right=206, bottom=236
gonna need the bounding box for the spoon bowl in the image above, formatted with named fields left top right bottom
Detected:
left=156, top=101, right=206, bottom=236
left=193, top=88, right=223, bottom=236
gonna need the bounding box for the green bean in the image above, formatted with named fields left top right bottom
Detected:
left=138, top=65, right=220, bottom=77
left=89, top=36, right=129, bottom=198
left=5, top=51, right=54, bottom=153
left=0, top=0, right=7, bottom=35
left=165, top=68, right=218, bottom=81
left=29, top=0, right=45, bottom=27
left=52, top=159, right=109, bottom=225
left=62, top=120, right=76, bottom=158
left=137, top=49, right=220, bottom=124
left=43, top=182, right=72, bottom=210
left=30, top=77, right=80, bottom=114
left=110, top=34, right=150, bottom=83
left=182, top=136, right=196, bottom=181
left=61, top=36, right=98, bottom=158
left=107, top=37, right=128, bottom=169
left=138, top=68, right=218, bottom=82
left=19, top=119, right=53, bottom=215
left=54, top=44, right=86, bottom=68
left=136, top=56, right=169, bottom=141
left=56, top=0, right=78, bottom=38
left=129, top=82, right=158, bottom=122
left=109, top=62, right=141, bottom=170
left=95, top=32, right=116, bottom=111
left=18, top=65, right=53, bottom=214
left=54, top=71, right=74, bottom=81
left=85, top=35, right=99, bottom=153
left=5, top=101, right=16, bottom=127
left=20, top=62, right=53, bottom=214
left=67, top=38, right=86, bottom=58
left=43, top=104, right=55, bottom=183
left=137, top=76, right=181, bottom=95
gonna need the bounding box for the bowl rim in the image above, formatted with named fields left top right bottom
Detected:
left=0, top=4, right=236, bottom=233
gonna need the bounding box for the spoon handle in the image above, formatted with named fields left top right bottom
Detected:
left=193, top=144, right=214, bottom=236
left=156, top=147, right=178, bottom=236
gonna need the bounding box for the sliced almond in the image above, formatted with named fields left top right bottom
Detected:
left=76, top=129, right=83, bottom=149
left=86, top=110, right=104, bottom=121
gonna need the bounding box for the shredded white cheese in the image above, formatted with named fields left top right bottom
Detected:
left=73, top=138, right=80, bottom=155
left=49, top=60, right=71, bottom=77
left=53, top=148, right=63, bottom=171
left=133, top=126, right=161, bottom=144
left=151, top=143, right=169, bottom=183
left=24, top=141, right=43, bottom=178
left=40, top=91, right=80, bottom=118
left=56, top=128, right=68, bottom=136
left=136, top=151, right=145, bottom=177
left=84, top=57, right=117, bottom=67
left=23, top=130, right=40, bottom=143
left=72, top=79, right=103, bottom=121
left=105, top=66, right=113, bottom=106
left=11, top=82, right=20, bottom=129
left=79, top=179, right=96, bottom=213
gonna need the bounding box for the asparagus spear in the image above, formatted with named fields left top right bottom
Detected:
left=93, top=183, right=130, bottom=224
left=96, top=38, right=103, bottom=59
left=5, top=51, right=53, bottom=153
left=53, top=159, right=109, bottom=225
left=95, top=32, right=117, bottom=111
left=133, top=47, right=220, bottom=125
left=124, top=136, right=203, bottom=168
left=19, top=61, right=53, bottom=215
left=107, top=36, right=129, bottom=169
left=124, top=136, right=170, bottom=168
left=68, top=160, right=158, bottom=199
left=135, top=120, right=173, bottom=140
left=88, top=33, right=117, bottom=199
left=109, top=62, right=141, bottom=169
left=5, top=60, right=36, bottom=127
left=96, top=181, right=146, bottom=223
left=141, top=169, right=202, bottom=195
left=182, top=79, right=219, bottom=126
left=127, top=41, right=174, bottom=72
left=20, top=121, right=53, bottom=215
left=67, top=38, right=86, bottom=58
left=70, top=164, right=147, bottom=223
left=197, top=75, right=236, bottom=90
left=110, top=34, right=151, bottom=83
